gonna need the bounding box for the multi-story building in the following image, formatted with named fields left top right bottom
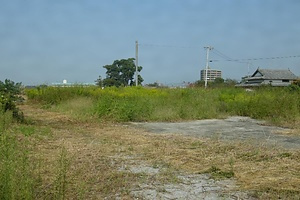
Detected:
left=200, top=69, right=222, bottom=81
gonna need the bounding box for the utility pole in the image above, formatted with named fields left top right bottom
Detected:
left=135, top=40, right=138, bottom=86
left=204, top=46, right=213, bottom=89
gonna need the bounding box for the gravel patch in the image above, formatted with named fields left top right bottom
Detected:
left=130, top=169, right=254, bottom=199
left=118, top=161, right=255, bottom=199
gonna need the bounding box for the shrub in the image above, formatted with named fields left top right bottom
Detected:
left=0, top=79, right=24, bottom=122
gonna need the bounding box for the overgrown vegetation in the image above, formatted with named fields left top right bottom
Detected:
left=0, top=114, right=72, bottom=199
left=0, top=115, right=34, bottom=199
left=0, top=80, right=71, bottom=199
left=3, top=84, right=297, bottom=199
left=26, top=86, right=300, bottom=127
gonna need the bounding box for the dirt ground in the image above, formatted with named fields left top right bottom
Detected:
left=132, top=117, right=300, bottom=149
left=19, top=104, right=300, bottom=199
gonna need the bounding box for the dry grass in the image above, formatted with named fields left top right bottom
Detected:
left=19, top=104, right=300, bottom=199
left=272, top=129, right=300, bottom=136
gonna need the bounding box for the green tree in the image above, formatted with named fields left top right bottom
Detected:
left=95, top=76, right=103, bottom=87
left=146, top=81, right=160, bottom=88
left=214, top=77, right=225, bottom=84
left=101, top=58, right=143, bottom=87
left=136, top=67, right=144, bottom=86
left=224, top=79, right=238, bottom=87
left=190, top=80, right=205, bottom=88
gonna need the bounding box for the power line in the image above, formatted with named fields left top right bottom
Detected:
left=138, top=43, right=300, bottom=62
left=211, top=54, right=300, bottom=62
left=212, top=48, right=254, bottom=65
left=139, top=43, right=200, bottom=49
left=211, top=48, right=233, bottom=60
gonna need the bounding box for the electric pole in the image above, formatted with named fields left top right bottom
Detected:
left=135, top=40, right=138, bottom=86
left=204, top=46, right=213, bottom=89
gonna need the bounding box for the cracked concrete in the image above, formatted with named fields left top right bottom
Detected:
left=125, top=164, right=254, bottom=200
left=132, top=116, right=300, bottom=149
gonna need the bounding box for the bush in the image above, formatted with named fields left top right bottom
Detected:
left=0, top=79, right=24, bottom=122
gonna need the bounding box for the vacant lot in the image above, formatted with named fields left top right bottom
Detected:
left=8, top=86, right=297, bottom=199
left=16, top=103, right=300, bottom=199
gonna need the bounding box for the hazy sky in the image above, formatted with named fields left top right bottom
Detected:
left=1, top=0, right=300, bottom=85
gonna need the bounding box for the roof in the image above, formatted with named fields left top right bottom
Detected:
left=251, top=68, right=298, bottom=80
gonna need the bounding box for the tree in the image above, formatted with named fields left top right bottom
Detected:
left=213, top=77, right=225, bottom=85
left=95, top=76, right=103, bottom=87
left=224, top=79, right=238, bottom=86
left=136, top=67, right=144, bottom=86
left=146, top=81, right=160, bottom=88
left=101, top=58, right=143, bottom=87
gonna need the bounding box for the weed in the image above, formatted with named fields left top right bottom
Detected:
left=255, top=187, right=300, bottom=200
left=26, top=86, right=300, bottom=126
left=279, top=152, right=292, bottom=158
left=0, top=110, right=13, bottom=132
left=0, top=124, right=35, bottom=199
left=53, top=147, right=69, bottom=200
left=205, top=166, right=235, bottom=179
left=189, top=141, right=204, bottom=149
left=18, top=125, right=35, bottom=137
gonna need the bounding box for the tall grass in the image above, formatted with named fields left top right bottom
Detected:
left=52, top=147, right=69, bottom=200
left=26, top=86, right=300, bottom=126
left=0, top=110, right=35, bottom=199
left=219, top=87, right=300, bottom=126
left=0, top=108, right=70, bottom=199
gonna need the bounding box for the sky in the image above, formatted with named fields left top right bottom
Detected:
left=1, top=0, right=300, bottom=86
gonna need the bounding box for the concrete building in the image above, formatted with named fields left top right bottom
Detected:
left=200, top=69, right=222, bottom=81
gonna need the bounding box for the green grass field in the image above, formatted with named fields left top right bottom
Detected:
left=26, top=86, right=300, bottom=127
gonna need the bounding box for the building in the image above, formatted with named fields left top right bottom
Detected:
left=200, top=69, right=222, bottom=81
left=238, top=68, right=298, bottom=87
left=51, top=80, right=95, bottom=87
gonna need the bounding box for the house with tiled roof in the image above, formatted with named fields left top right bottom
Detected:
left=238, top=68, right=298, bottom=87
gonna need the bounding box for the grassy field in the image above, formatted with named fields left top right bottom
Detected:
left=1, top=86, right=300, bottom=199
left=26, top=86, right=300, bottom=127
